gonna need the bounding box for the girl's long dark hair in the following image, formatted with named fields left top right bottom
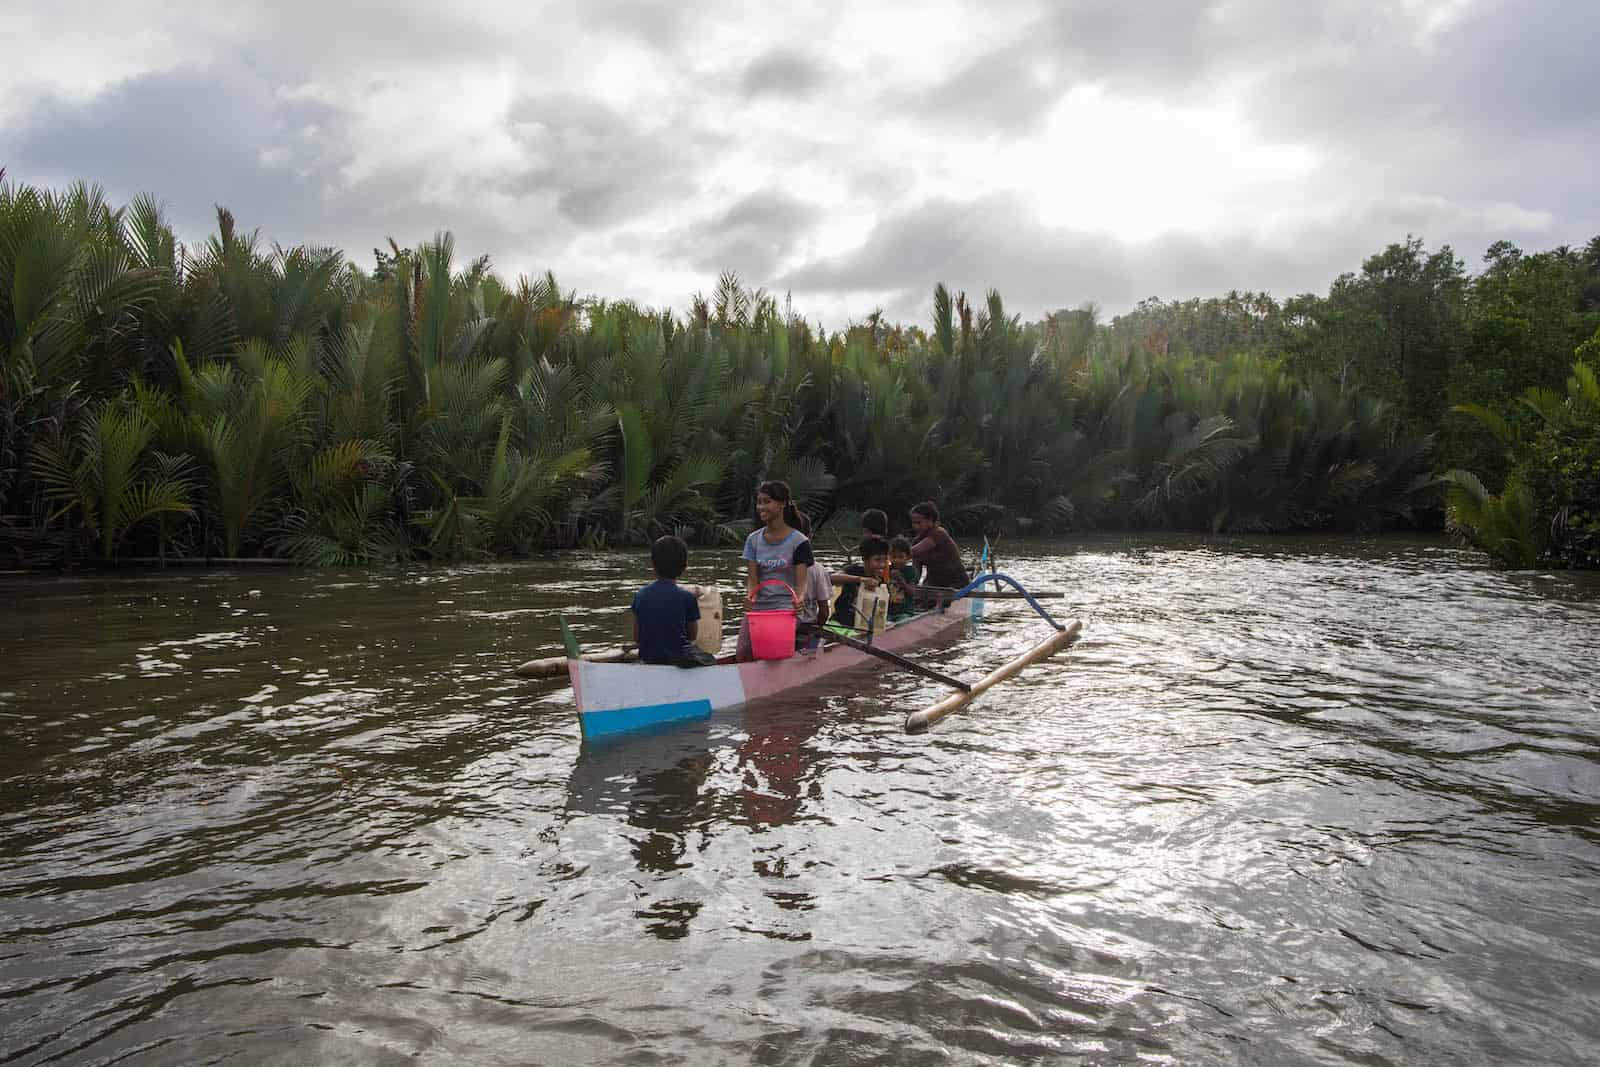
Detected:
left=757, top=480, right=801, bottom=528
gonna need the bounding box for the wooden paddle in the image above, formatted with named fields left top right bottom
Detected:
left=825, top=630, right=971, bottom=692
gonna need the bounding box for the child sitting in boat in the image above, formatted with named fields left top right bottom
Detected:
left=887, top=536, right=919, bottom=620
left=832, top=537, right=889, bottom=631
left=825, top=510, right=889, bottom=622
left=632, top=535, right=715, bottom=667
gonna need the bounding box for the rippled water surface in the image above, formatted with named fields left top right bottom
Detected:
left=3, top=536, right=1598, bottom=1065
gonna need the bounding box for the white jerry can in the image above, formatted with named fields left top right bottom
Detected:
left=852, top=585, right=891, bottom=632
left=691, top=585, right=723, bottom=654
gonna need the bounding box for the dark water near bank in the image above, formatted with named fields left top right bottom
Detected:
left=2, top=536, right=1598, bottom=1065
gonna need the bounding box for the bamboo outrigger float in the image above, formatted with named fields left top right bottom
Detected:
left=528, top=572, right=1081, bottom=738
left=516, top=646, right=633, bottom=678
left=903, top=620, right=1083, bottom=733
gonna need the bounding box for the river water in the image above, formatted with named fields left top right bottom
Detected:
left=2, top=536, right=1597, bottom=1065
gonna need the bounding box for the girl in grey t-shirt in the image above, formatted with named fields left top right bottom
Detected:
left=737, top=480, right=813, bottom=660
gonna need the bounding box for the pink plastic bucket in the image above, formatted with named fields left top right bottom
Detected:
left=747, top=580, right=798, bottom=660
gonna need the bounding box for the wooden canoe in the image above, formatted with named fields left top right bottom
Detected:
left=570, top=604, right=969, bottom=738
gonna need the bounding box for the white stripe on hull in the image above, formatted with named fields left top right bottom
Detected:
left=572, top=659, right=748, bottom=715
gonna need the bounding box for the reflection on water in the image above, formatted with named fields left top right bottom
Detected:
left=566, top=700, right=833, bottom=941
left=2, top=536, right=1599, bottom=1064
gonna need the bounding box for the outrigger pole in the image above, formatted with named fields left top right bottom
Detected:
left=922, top=587, right=1065, bottom=600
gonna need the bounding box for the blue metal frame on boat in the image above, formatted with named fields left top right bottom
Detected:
left=952, top=572, right=1067, bottom=631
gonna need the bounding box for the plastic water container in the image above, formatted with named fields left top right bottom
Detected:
left=853, top=585, right=891, bottom=632
left=747, top=580, right=797, bottom=660
left=691, top=585, right=723, bottom=655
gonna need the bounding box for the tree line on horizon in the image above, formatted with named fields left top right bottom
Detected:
left=1, top=175, right=1596, bottom=570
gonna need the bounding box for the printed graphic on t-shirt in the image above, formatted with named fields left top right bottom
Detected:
left=742, top=529, right=814, bottom=610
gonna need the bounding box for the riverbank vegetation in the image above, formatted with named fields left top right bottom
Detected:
left=2, top=176, right=1597, bottom=568
left=1443, top=355, right=1600, bottom=569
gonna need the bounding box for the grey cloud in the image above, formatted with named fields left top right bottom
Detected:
left=777, top=189, right=1564, bottom=325
left=891, top=0, right=1599, bottom=268
left=504, top=93, right=717, bottom=227
left=1445, top=2, right=1600, bottom=132
left=582, top=0, right=696, bottom=48
left=664, top=189, right=822, bottom=277
left=778, top=192, right=1140, bottom=320
left=911, top=40, right=1048, bottom=133
left=845, top=163, right=917, bottom=203
left=1244, top=0, right=1600, bottom=239
left=235, top=0, right=500, bottom=69
left=4, top=67, right=578, bottom=280
left=6, top=0, right=1595, bottom=327
left=899, top=1, right=1245, bottom=133
left=740, top=49, right=826, bottom=99
left=1252, top=0, right=1600, bottom=143
left=6, top=67, right=339, bottom=242
left=718, top=189, right=818, bottom=232
left=1041, top=0, right=1329, bottom=92
left=900, top=0, right=1591, bottom=146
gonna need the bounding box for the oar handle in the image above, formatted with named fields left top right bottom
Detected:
left=829, top=631, right=971, bottom=692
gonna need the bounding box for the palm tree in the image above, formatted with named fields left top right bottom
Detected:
left=31, top=393, right=195, bottom=558
left=175, top=341, right=315, bottom=556
left=1445, top=358, right=1600, bottom=567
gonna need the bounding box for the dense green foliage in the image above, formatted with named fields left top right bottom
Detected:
left=1444, top=353, right=1600, bottom=569
left=1, top=176, right=1595, bottom=567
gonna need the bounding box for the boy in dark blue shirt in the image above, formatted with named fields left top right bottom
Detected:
left=632, top=536, right=712, bottom=667
left=832, top=537, right=889, bottom=631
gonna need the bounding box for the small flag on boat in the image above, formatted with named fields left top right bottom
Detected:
left=972, top=537, right=990, bottom=619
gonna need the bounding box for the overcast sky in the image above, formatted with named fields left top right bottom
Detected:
left=3, top=0, right=1596, bottom=325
